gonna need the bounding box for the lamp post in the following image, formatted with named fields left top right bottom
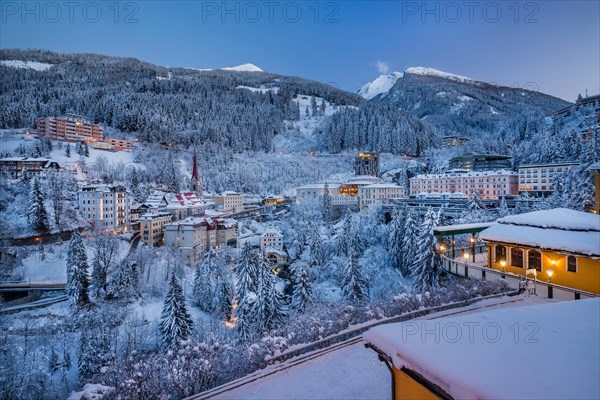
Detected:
left=547, top=269, right=554, bottom=299
left=463, top=251, right=470, bottom=278
left=470, top=234, right=476, bottom=262
left=500, top=259, right=506, bottom=278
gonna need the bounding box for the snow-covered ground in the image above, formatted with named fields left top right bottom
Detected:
left=216, top=294, right=551, bottom=400
left=237, top=85, right=279, bottom=94
left=0, top=60, right=54, bottom=71
left=358, top=72, right=403, bottom=100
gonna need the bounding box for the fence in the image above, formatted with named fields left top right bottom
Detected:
left=441, top=247, right=598, bottom=301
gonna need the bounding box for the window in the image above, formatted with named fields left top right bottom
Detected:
left=495, top=245, right=507, bottom=262
left=528, top=250, right=542, bottom=271
left=567, top=256, right=577, bottom=272
left=511, top=248, right=524, bottom=268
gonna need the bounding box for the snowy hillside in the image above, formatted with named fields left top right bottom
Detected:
left=0, top=59, right=54, bottom=71
left=223, top=63, right=263, bottom=72
left=358, top=72, right=403, bottom=100
left=404, top=66, right=478, bottom=84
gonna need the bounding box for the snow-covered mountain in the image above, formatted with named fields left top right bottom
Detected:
left=358, top=71, right=403, bottom=100
left=222, top=63, right=263, bottom=72
left=403, top=67, right=478, bottom=84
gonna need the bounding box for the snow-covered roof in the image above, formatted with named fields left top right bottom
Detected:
left=219, top=191, right=241, bottom=196
left=360, top=183, right=403, bottom=189
left=411, top=169, right=516, bottom=180
left=261, top=227, right=283, bottom=237
left=364, top=299, right=600, bottom=400
left=296, top=183, right=341, bottom=190
left=497, top=208, right=600, bottom=232
left=165, top=192, right=203, bottom=208
left=263, top=246, right=287, bottom=256
left=588, top=162, right=600, bottom=171
left=144, top=191, right=167, bottom=207
left=434, top=222, right=494, bottom=233
left=480, top=209, right=600, bottom=257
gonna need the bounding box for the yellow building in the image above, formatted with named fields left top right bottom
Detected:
left=139, top=212, right=172, bottom=247
left=480, top=208, right=600, bottom=294
left=364, top=299, right=600, bottom=400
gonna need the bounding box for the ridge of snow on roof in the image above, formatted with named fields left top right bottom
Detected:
left=361, top=183, right=403, bottom=189
left=405, top=67, right=478, bottom=84
left=364, top=299, right=600, bottom=400
left=261, top=227, right=282, bottom=237
left=411, top=169, right=516, bottom=179
left=497, top=208, right=600, bottom=232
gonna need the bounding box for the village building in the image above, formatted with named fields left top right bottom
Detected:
left=214, top=191, right=244, bottom=213
left=260, top=228, right=287, bottom=266
left=358, top=183, right=405, bottom=213
left=364, top=299, right=600, bottom=400
left=354, top=152, right=380, bottom=177
left=480, top=208, right=600, bottom=295
left=409, top=169, right=518, bottom=199
left=0, top=157, right=61, bottom=178
left=139, top=212, right=172, bottom=247
left=518, top=161, right=579, bottom=195
left=36, top=114, right=104, bottom=143
left=164, top=216, right=237, bottom=265
left=449, top=152, right=512, bottom=171
left=78, top=184, right=130, bottom=233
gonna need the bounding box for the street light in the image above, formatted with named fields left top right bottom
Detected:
left=463, top=252, right=470, bottom=262
left=500, top=259, right=506, bottom=277
left=439, top=244, right=446, bottom=253
left=547, top=269, right=554, bottom=284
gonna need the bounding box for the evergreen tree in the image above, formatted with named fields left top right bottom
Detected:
left=388, top=208, right=405, bottom=271
left=310, top=96, right=318, bottom=116
left=66, top=231, right=90, bottom=308
left=28, top=178, right=49, bottom=231
left=193, top=247, right=217, bottom=312
left=235, top=243, right=257, bottom=296
left=335, top=210, right=353, bottom=257
left=340, top=250, right=369, bottom=303
left=411, top=209, right=442, bottom=291
left=253, top=254, right=285, bottom=332
left=400, top=207, right=418, bottom=276
left=320, top=98, right=326, bottom=116
left=321, top=182, right=332, bottom=223
left=65, top=143, right=71, bottom=158
left=212, top=260, right=234, bottom=320
left=291, top=263, right=313, bottom=312
left=160, top=274, right=193, bottom=349
left=83, top=143, right=89, bottom=157
left=234, top=244, right=259, bottom=341
left=106, top=261, right=139, bottom=300
left=498, top=196, right=510, bottom=218
left=308, top=226, right=324, bottom=267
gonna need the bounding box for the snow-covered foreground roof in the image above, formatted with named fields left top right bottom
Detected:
left=364, top=299, right=600, bottom=400
left=497, top=208, right=600, bottom=232
left=480, top=208, right=600, bottom=257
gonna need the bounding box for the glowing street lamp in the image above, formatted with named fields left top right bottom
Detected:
left=463, top=252, right=470, bottom=263
left=500, top=259, right=507, bottom=277
left=547, top=269, right=554, bottom=284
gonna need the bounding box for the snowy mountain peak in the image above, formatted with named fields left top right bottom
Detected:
left=358, top=71, right=403, bottom=100
left=222, top=63, right=263, bottom=72
left=404, top=67, right=476, bottom=84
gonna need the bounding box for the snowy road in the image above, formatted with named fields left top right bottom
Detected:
left=217, top=341, right=390, bottom=400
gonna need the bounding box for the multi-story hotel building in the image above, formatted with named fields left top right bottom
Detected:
left=214, top=191, right=244, bottom=213
left=409, top=169, right=518, bottom=199
left=36, top=114, right=104, bottom=143
left=354, top=152, right=380, bottom=177
left=296, top=176, right=383, bottom=207
left=0, top=157, right=61, bottom=178
left=139, top=212, right=173, bottom=247
left=449, top=153, right=512, bottom=171
left=518, top=162, right=580, bottom=195
left=164, top=216, right=237, bottom=265
left=358, top=183, right=405, bottom=212
left=78, top=184, right=130, bottom=233
left=260, top=228, right=284, bottom=252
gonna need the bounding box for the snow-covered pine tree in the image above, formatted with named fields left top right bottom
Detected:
left=66, top=231, right=90, bottom=308
left=400, top=207, right=418, bottom=276
left=235, top=243, right=257, bottom=297
left=321, top=182, right=332, bottom=223
left=308, top=226, right=324, bottom=268
left=498, top=196, right=510, bottom=218
left=340, top=250, right=369, bottom=303
left=320, top=98, right=326, bottom=116
left=310, top=96, right=318, bottom=116
left=212, top=259, right=234, bottom=320
left=460, top=191, right=491, bottom=223
left=335, top=211, right=352, bottom=257
left=28, top=178, right=49, bottom=231
left=65, top=143, right=71, bottom=158
left=388, top=208, right=405, bottom=271
left=411, top=209, right=442, bottom=291
left=193, top=247, right=217, bottom=312
left=291, top=263, right=313, bottom=312
left=160, top=274, right=193, bottom=349
left=83, top=143, right=89, bottom=157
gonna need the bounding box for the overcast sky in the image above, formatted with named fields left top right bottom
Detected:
left=1, top=1, right=598, bottom=101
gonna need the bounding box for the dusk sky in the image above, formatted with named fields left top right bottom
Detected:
left=1, top=0, right=598, bottom=101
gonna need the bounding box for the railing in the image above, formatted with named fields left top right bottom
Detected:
left=441, top=249, right=598, bottom=301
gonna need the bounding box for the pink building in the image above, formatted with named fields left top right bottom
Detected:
left=409, top=169, right=518, bottom=199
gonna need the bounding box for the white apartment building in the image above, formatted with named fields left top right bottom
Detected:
left=139, top=212, right=172, bottom=247
left=295, top=177, right=384, bottom=207
left=358, top=183, right=405, bottom=212
left=409, top=169, right=518, bottom=199
left=164, top=216, right=237, bottom=265
left=78, top=184, right=130, bottom=233
left=214, top=191, right=244, bottom=213
left=518, top=162, right=579, bottom=195
left=260, top=228, right=284, bottom=252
